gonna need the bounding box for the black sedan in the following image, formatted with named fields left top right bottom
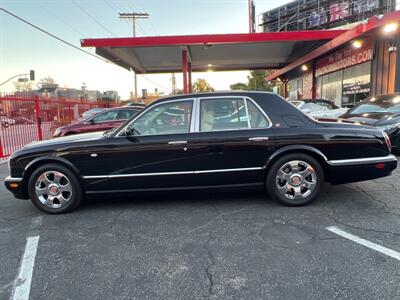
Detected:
left=5, top=91, right=397, bottom=214
left=340, top=93, right=400, bottom=153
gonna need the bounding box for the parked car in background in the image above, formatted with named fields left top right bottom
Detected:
left=5, top=91, right=397, bottom=214
left=13, top=117, right=35, bottom=125
left=80, top=107, right=107, bottom=120
left=290, top=99, right=348, bottom=118
left=0, top=116, right=16, bottom=127
left=340, top=93, right=400, bottom=153
left=53, top=107, right=142, bottom=137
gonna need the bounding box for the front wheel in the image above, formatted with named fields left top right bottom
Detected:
left=266, top=153, right=324, bottom=206
left=28, top=163, right=82, bottom=214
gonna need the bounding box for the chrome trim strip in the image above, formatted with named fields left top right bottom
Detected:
left=327, top=155, right=397, bottom=166
left=5, top=176, right=23, bottom=182
left=196, top=96, right=273, bottom=132
left=244, top=96, right=273, bottom=129
left=82, top=167, right=263, bottom=179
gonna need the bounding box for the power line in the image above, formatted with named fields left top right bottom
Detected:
left=0, top=8, right=169, bottom=93
left=36, top=2, right=87, bottom=37
left=71, top=0, right=117, bottom=37
left=141, top=75, right=170, bottom=91
left=0, top=8, right=109, bottom=63
left=103, top=0, right=145, bottom=35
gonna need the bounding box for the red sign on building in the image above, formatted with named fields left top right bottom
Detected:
left=315, top=39, right=373, bottom=77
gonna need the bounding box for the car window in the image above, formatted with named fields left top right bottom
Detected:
left=131, top=100, right=193, bottom=135
left=200, top=98, right=248, bottom=132
left=246, top=100, right=269, bottom=128
left=92, top=110, right=119, bottom=122
left=118, top=109, right=138, bottom=120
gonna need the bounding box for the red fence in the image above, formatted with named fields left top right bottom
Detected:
left=0, top=94, right=118, bottom=159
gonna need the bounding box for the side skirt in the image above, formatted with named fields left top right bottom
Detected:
left=84, top=182, right=264, bottom=194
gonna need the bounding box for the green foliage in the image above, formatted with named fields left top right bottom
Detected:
left=192, top=79, right=215, bottom=93
left=230, top=70, right=273, bottom=92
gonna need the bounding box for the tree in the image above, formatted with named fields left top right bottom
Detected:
left=230, top=70, right=274, bottom=92
left=37, top=76, right=56, bottom=89
left=192, top=79, right=215, bottom=93
left=229, top=82, right=248, bottom=91
left=13, top=80, right=33, bottom=92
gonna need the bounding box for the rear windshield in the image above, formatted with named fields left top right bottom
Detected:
left=349, top=95, right=400, bottom=114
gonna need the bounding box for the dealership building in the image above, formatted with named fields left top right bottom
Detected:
left=263, top=0, right=400, bottom=106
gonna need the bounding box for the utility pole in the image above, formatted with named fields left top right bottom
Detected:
left=119, top=12, right=149, bottom=100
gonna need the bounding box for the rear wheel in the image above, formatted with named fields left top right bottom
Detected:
left=266, top=153, right=324, bottom=206
left=28, top=163, right=82, bottom=214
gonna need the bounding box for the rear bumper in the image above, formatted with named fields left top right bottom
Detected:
left=4, top=176, right=28, bottom=199
left=326, top=154, right=397, bottom=184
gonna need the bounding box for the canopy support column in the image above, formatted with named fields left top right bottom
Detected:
left=188, top=61, right=192, bottom=93
left=182, top=49, right=188, bottom=94
left=312, top=61, right=317, bottom=99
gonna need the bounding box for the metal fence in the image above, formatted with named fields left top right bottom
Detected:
left=0, top=94, right=118, bottom=159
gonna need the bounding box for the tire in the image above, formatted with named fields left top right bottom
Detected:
left=28, top=163, right=82, bottom=214
left=266, top=153, right=324, bottom=206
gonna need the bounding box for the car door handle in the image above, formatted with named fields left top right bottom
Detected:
left=249, top=137, right=270, bottom=142
left=168, top=141, right=188, bottom=145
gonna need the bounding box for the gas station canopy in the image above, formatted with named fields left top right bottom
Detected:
left=81, top=31, right=345, bottom=74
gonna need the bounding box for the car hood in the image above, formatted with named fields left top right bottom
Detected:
left=341, top=112, right=400, bottom=126
left=24, top=131, right=105, bottom=149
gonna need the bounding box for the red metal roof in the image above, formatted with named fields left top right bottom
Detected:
left=81, top=30, right=345, bottom=74
left=266, top=11, right=400, bottom=81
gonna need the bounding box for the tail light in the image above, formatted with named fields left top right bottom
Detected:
left=383, top=132, right=392, bottom=152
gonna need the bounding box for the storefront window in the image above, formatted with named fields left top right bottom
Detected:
left=288, top=77, right=303, bottom=100
left=316, top=77, right=322, bottom=99
left=342, top=62, right=371, bottom=106
left=320, top=70, right=342, bottom=106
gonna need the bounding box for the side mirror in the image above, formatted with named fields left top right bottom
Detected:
left=89, top=119, right=96, bottom=125
left=124, top=126, right=134, bottom=136
left=302, top=108, right=312, bottom=114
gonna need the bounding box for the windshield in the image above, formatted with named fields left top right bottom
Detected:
left=349, top=95, right=400, bottom=114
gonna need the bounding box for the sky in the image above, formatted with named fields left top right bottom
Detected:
left=0, top=0, right=290, bottom=99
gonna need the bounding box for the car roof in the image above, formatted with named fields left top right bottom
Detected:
left=150, top=91, right=276, bottom=105
left=104, top=106, right=143, bottom=111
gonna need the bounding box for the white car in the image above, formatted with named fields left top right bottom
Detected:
left=290, top=99, right=348, bottom=118
left=0, top=116, right=16, bottom=127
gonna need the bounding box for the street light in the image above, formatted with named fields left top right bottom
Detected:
left=301, top=64, right=308, bottom=71
left=352, top=40, right=363, bottom=49
left=383, top=22, right=398, bottom=34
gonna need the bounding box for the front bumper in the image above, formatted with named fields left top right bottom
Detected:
left=326, top=154, right=397, bottom=185
left=4, top=176, right=28, bottom=199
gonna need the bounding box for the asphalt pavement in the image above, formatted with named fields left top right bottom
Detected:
left=1, top=162, right=400, bottom=300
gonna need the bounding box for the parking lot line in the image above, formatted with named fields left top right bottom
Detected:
left=11, top=235, right=40, bottom=300
left=326, top=226, right=400, bottom=261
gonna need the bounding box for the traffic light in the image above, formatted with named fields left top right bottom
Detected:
left=29, top=70, right=35, bottom=81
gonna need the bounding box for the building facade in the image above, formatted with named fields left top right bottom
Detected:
left=260, top=0, right=396, bottom=32
left=263, top=1, right=400, bottom=106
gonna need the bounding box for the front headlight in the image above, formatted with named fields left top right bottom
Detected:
left=377, top=123, right=400, bottom=131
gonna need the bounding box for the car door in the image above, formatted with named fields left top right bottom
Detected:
left=186, top=96, right=275, bottom=186
left=105, top=99, right=204, bottom=190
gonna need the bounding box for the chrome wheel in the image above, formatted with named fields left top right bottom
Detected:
left=275, top=160, right=317, bottom=200
left=35, top=171, right=72, bottom=209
